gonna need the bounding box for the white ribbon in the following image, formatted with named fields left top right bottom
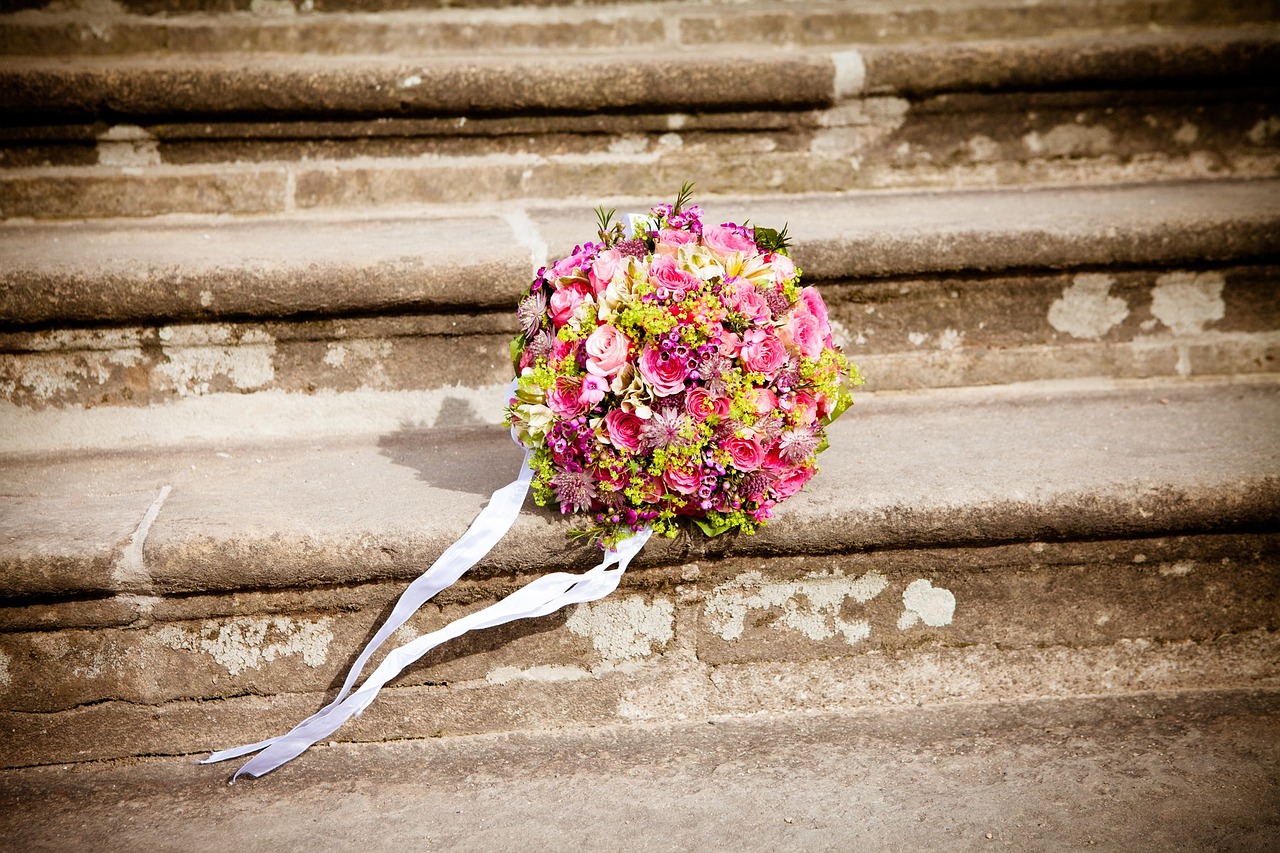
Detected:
left=203, top=444, right=652, bottom=781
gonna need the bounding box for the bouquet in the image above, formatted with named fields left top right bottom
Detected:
left=205, top=185, right=861, bottom=780
left=507, top=184, right=861, bottom=546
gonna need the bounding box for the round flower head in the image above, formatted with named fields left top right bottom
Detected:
left=505, top=184, right=861, bottom=547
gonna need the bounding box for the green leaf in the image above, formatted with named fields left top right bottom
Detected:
left=673, top=181, right=696, bottom=214
left=693, top=516, right=735, bottom=537
left=509, top=335, right=524, bottom=374
left=754, top=223, right=792, bottom=254
left=822, top=378, right=855, bottom=426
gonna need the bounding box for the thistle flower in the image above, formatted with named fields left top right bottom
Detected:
left=526, top=329, right=555, bottom=362
left=552, top=469, right=598, bottom=514
left=518, top=291, right=548, bottom=339
left=640, top=406, right=691, bottom=450
left=778, top=426, right=821, bottom=462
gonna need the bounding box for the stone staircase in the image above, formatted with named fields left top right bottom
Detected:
left=0, top=0, right=1277, bottom=842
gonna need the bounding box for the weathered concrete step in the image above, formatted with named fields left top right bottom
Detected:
left=2, top=29, right=1276, bottom=122
left=4, top=0, right=1278, bottom=56
left=0, top=380, right=1275, bottom=766
left=3, top=378, right=1276, bottom=602
left=5, top=90, right=1278, bottom=218
left=4, top=180, right=1277, bottom=326
left=4, top=690, right=1277, bottom=846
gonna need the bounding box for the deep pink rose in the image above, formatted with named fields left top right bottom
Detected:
left=549, top=285, right=587, bottom=328
left=551, top=248, right=591, bottom=281
left=547, top=377, right=587, bottom=418
left=639, top=346, right=689, bottom=397
left=762, top=447, right=790, bottom=474
left=585, top=324, right=631, bottom=378
left=772, top=464, right=815, bottom=499
left=740, top=328, right=788, bottom=377
left=685, top=386, right=728, bottom=422
left=791, top=390, right=818, bottom=425
left=647, top=255, right=700, bottom=301
left=589, top=248, right=626, bottom=296
left=702, top=224, right=757, bottom=257
left=663, top=465, right=702, bottom=495
left=603, top=409, right=643, bottom=452
left=550, top=337, right=577, bottom=369
left=779, top=311, right=823, bottom=359
left=725, top=435, right=765, bottom=472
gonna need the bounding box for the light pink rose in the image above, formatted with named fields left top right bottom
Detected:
left=717, top=330, right=743, bottom=357
left=739, top=328, right=788, bottom=377
left=685, top=386, right=728, bottom=422
left=549, top=285, right=586, bottom=328
left=655, top=228, right=697, bottom=256
left=585, top=324, right=631, bottom=378
left=702, top=224, right=757, bottom=257
left=771, top=253, right=796, bottom=284
left=722, top=280, right=770, bottom=325
left=725, top=435, right=765, bottom=472
left=647, top=255, right=700, bottom=301
left=589, top=248, right=626, bottom=296
left=771, top=464, right=815, bottom=499
left=779, top=311, right=823, bottom=359
left=603, top=409, right=643, bottom=452
left=752, top=388, right=779, bottom=416
left=663, top=465, right=702, bottom=495
left=579, top=374, right=607, bottom=409
left=639, top=346, right=689, bottom=397
left=797, top=286, right=834, bottom=346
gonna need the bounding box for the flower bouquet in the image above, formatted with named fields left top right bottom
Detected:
left=507, top=183, right=860, bottom=546
left=204, top=185, right=859, bottom=780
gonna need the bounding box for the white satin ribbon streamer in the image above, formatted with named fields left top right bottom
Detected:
left=203, top=442, right=653, bottom=781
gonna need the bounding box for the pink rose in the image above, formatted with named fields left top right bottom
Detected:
left=791, top=390, right=818, bottom=425
left=639, top=346, right=689, bottom=397
left=603, top=409, right=643, bottom=452
left=579, top=374, right=607, bottom=409
left=550, top=337, right=577, bottom=370
left=663, top=465, right=702, bottom=495
left=647, top=255, right=700, bottom=301
left=717, top=330, right=743, bottom=357
left=585, top=324, right=631, bottom=379
left=547, top=377, right=587, bottom=418
left=752, top=388, right=779, bottom=416
left=797, top=286, right=834, bottom=346
left=771, top=253, right=796, bottom=284
left=550, top=248, right=590, bottom=281
left=589, top=248, right=626, bottom=296
left=702, top=224, right=757, bottom=257
left=722, top=279, right=770, bottom=325
left=725, top=435, right=765, bottom=472
left=685, top=386, right=728, bottom=422
left=655, top=228, right=697, bottom=256
left=739, top=328, right=788, bottom=377
left=772, top=465, right=815, bottom=499
left=549, top=285, right=586, bottom=329
left=779, top=311, right=823, bottom=359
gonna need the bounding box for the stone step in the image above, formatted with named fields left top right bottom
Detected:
left=1, top=690, right=1277, bottom=846
left=2, top=180, right=1277, bottom=439
left=3, top=29, right=1275, bottom=122
left=4, top=0, right=1278, bottom=57
left=0, top=378, right=1276, bottom=764
left=3, top=28, right=1275, bottom=219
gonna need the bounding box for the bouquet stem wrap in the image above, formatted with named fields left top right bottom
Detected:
left=203, top=447, right=652, bottom=781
